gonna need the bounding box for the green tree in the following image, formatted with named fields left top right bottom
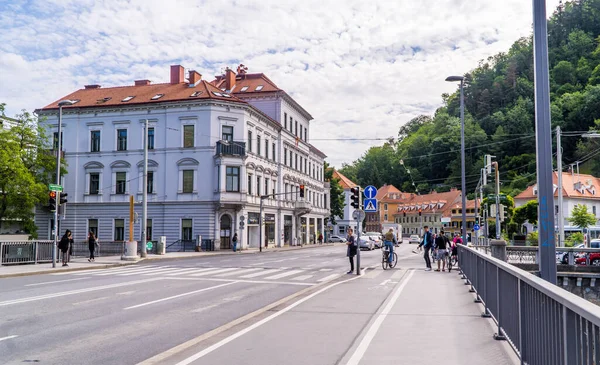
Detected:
left=324, top=162, right=345, bottom=225
left=568, top=204, right=597, bottom=231
left=0, top=104, right=61, bottom=236
left=512, top=200, right=539, bottom=232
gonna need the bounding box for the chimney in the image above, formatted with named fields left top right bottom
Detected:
left=135, top=80, right=151, bottom=86
left=225, top=67, right=236, bottom=91
left=188, top=70, right=202, bottom=86
left=171, top=65, right=185, bottom=84
left=84, top=84, right=101, bottom=89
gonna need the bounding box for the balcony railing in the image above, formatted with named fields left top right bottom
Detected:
left=216, top=141, right=246, bottom=157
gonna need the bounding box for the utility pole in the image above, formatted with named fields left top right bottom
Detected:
left=492, top=161, right=501, bottom=240
left=141, top=119, right=148, bottom=257
left=557, top=126, right=564, bottom=247
left=480, top=168, right=486, bottom=244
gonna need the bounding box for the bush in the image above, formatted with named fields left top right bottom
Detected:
left=565, top=232, right=584, bottom=248
left=527, top=231, right=538, bottom=246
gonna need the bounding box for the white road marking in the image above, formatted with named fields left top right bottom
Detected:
left=391, top=270, right=405, bottom=280
left=189, top=268, right=238, bottom=277
left=116, top=267, right=177, bottom=276
left=345, top=270, right=415, bottom=365
left=141, top=267, right=192, bottom=276
left=379, top=279, right=391, bottom=286
left=0, top=278, right=161, bottom=307
left=165, top=277, right=314, bottom=287
left=240, top=269, right=280, bottom=278
left=214, top=268, right=262, bottom=277
left=292, top=274, right=313, bottom=281
left=163, top=268, right=208, bottom=276
left=317, top=274, right=341, bottom=282
left=0, top=335, right=18, bottom=342
left=52, top=266, right=139, bottom=276
left=264, top=270, right=304, bottom=280
left=93, top=266, right=166, bottom=276
left=172, top=275, right=361, bottom=365
left=319, top=268, right=334, bottom=272
left=124, top=282, right=237, bottom=310
left=72, top=296, right=111, bottom=306
left=25, top=277, right=90, bottom=286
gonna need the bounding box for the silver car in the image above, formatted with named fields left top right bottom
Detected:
left=409, top=235, right=420, bottom=244
left=358, top=237, right=375, bottom=250
left=328, top=235, right=347, bottom=243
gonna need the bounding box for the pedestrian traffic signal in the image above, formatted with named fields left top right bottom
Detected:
left=48, top=191, right=56, bottom=211
left=475, top=216, right=480, bottom=226
left=59, top=192, right=68, bottom=205
left=418, top=209, right=422, bottom=216
left=350, top=186, right=360, bottom=209
left=299, top=185, right=305, bottom=198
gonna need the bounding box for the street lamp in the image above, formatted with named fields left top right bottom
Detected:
left=445, top=75, right=467, bottom=246
left=141, top=119, right=149, bottom=258
left=52, top=99, right=76, bottom=268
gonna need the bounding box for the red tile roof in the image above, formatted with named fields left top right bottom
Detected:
left=394, top=190, right=462, bottom=217
left=332, top=170, right=357, bottom=190
left=515, top=172, right=600, bottom=200
left=213, top=73, right=281, bottom=94
left=376, top=184, right=402, bottom=200
left=40, top=80, right=246, bottom=111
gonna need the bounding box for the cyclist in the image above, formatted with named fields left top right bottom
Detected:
left=434, top=230, right=450, bottom=272
left=383, top=228, right=396, bottom=266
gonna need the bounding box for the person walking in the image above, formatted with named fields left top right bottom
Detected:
left=383, top=228, right=396, bottom=266
left=434, top=230, right=450, bottom=272
left=232, top=233, right=238, bottom=252
left=87, top=230, right=97, bottom=262
left=346, top=228, right=357, bottom=274
left=58, top=230, right=73, bottom=267
left=418, top=226, right=433, bottom=271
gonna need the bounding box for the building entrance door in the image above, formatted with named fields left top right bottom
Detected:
left=220, top=214, right=232, bottom=249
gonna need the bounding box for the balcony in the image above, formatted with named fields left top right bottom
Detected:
left=295, top=200, right=312, bottom=215
left=216, top=141, right=246, bottom=157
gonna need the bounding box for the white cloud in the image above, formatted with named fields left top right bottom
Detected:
left=0, top=0, right=561, bottom=166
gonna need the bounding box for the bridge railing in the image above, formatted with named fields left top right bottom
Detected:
left=458, top=244, right=600, bottom=365
left=472, top=245, right=600, bottom=266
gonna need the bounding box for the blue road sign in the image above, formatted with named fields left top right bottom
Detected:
left=364, top=198, right=377, bottom=212
left=364, top=185, right=377, bottom=199
left=473, top=224, right=480, bottom=231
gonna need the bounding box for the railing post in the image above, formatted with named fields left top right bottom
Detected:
left=494, top=266, right=507, bottom=341
left=34, top=241, right=38, bottom=264
left=490, top=239, right=507, bottom=262
left=568, top=251, right=574, bottom=266
left=481, top=260, right=491, bottom=317
left=518, top=279, right=524, bottom=365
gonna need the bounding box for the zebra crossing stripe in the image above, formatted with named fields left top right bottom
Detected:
left=214, top=268, right=262, bottom=278
left=292, top=275, right=314, bottom=281
left=141, top=267, right=191, bottom=276
left=163, top=268, right=209, bottom=276
left=319, top=268, right=334, bottom=272
left=189, top=268, right=238, bottom=277
left=264, top=270, right=304, bottom=280
left=240, top=269, right=280, bottom=278
left=94, top=266, right=168, bottom=276
left=115, top=267, right=177, bottom=276
left=317, top=274, right=341, bottom=282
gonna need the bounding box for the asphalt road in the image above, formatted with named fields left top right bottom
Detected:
left=0, top=243, right=388, bottom=365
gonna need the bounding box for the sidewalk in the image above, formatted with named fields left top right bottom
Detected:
left=0, top=242, right=342, bottom=278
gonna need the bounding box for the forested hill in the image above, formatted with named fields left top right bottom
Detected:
left=339, top=0, right=600, bottom=199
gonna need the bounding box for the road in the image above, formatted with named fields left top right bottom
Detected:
left=1, top=242, right=517, bottom=365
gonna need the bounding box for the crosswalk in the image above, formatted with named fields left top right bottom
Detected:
left=52, top=265, right=343, bottom=284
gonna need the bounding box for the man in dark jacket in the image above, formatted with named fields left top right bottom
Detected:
left=59, top=230, right=73, bottom=267
left=418, top=226, right=434, bottom=271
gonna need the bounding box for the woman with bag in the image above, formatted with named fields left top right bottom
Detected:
left=88, top=230, right=97, bottom=262
left=346, top=228, right=357, bottom=274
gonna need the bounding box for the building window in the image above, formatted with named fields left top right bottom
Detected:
left=384, top=214, right=388, bottom=221
left=114, top=219, right=125, bottom=241
left=248, top=131, right=253, bottom=152
left=183, top=125, right=194, bottom=148
left=116, top=172, right=126, bottom=194
left=594, top=206, right=597, bottom=215
left=146, top=219, right=152, bottom=240
left=295, top=154, right=298, bottom=170
left=90, top=173, right=100, bottom=195
left=285, top=183, right=289, bottom=200
left=225, top=166, right=240, bottom=192
left=256, top=176, right=261, bottom=196
left=304, top=127, right=307, bottom=140
left=304, top=159, right=307, bottom=174
left=284, top=112, right=288, bottom=129
left=222, top=125, right=233, bottom=141
left=300, top=125, right=303, bottom=140
left=91, top=131, right=101, bottom=152
left=339, top=226, right=346, bottom=234
left=384, top=204, right=388, bottom=211
left=284, top=148, right=287, bottom=165
left=88, top=219, right=98, bottom=238
left=248, top=174, right=252, bottom=195
left=272, top=143, right=276, bottom=161
left=53, top=132, right=63, bottom=150
left=265, top=139, right=269, bottom=159
left=147, top=127, right=155, bottom=150
left=182, top=170, right=194, bottom=193
left=147, top=171, right=154, bottom=194
left=257, top=135, right=261, bottom=156
left=289, top=117, right=293, bottom=132
left=117, top=129, right=127, bottom=151
left=295, top=121, right=298, bottom=136
left=181, top=219, right=193, bottom=240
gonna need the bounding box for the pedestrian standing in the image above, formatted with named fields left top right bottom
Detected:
left=59, top=230, right=72, bottom=267
left=232, top=233, right=238, bottom=252
left=418, top=226, right=433, bottom=271
left=434, top=230, right=450, bottom=272
left=346, top=228, right=357, bottom=274
left=87, top=230, right=97, bottom=262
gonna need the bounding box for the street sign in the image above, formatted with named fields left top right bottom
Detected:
left=352, top=209, right=366, bottom=222
left=364, top=185, right=377, bottom=199
left=146, top=241, right=153, bottom=250
left=364, top=198, right=377, bottom=212
left=473, top=224, right=480, bottom=231
left=49, top=184, right=63, bottom=192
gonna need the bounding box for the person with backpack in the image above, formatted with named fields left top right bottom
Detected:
left=434, top=230, right=451, bottom=272
left=418, top=226, right=434, bottom=271
left=346, top=228, right=357, bottom=274
left=383, top=228, right=396, bottom=266
left=232, top=233, right=238, bottom=252
left=58, top=230, right=73, bottom=267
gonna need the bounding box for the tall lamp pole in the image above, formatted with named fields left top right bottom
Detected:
left=52, top=100, right=76, bottom=268
left=141, top=119, right=148, bottom=258
left=533, top=0, right=557, bottom=284
left=446, top=75, right=467, bottom=245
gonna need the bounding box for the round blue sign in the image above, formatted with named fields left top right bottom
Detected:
left=473, top=224, right=480, bottom=231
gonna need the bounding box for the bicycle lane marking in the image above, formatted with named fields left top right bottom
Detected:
left=344, top=269, right=415, bottom=365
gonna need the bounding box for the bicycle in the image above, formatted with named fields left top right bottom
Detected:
left=381, top=246, right=398, bottom=270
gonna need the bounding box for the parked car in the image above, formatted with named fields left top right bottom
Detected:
left=364, top=233, right=383, bottom=248
left=557, top=243, right=584, bottom=264
left=574, top=239, right=600, bottom=265
left=328, top=235, right=347, bottom=243
left=408, top=235, right=421, bottom=244
left=590, top=239, right=600, bottom=248
left=358, top=237, right=375, bottom=250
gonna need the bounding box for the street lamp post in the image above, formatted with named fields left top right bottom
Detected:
left=140, top=119, right=148, bottom=258
left=52, top=100, right=76, bottom=268
left=445, top=75, right=467, bottom=246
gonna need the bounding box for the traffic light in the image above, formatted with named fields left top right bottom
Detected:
left=403, top=212, right=406, bottom=217
left=48, top=191, right=57, bottom=211
left=475, top=216, right=480, bottom=226
left=59, top=192, right=68, bottom=205
left=418, top=209, right=422, bottom=216
left=350, top=186, right=360, bottom=209
left=299, top=185, right=305, bottom=198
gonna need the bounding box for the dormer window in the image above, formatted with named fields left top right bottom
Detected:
left=96, top=97, right=112, bottom=104
left=255, top=85, right=264, bottom=91
left=212, top=91, right=223, bottom=97
left=190, top=91, right=202, bottom=97
left=151, top=94, right=164, bottom=100
left=122, top=96, right=135, bottom=102
left=240, top=86, right=249, bottom=92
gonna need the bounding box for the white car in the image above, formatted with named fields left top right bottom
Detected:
left=358, top=237, right=375, bottom=250
left=408, top=235, right=421, bottom=244
left=328, top=235, right=347, bottom=243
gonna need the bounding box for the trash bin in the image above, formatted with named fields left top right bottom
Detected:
left=157, top=236, right=166, bottom=255
left=195, top=235, right=202, bottom=252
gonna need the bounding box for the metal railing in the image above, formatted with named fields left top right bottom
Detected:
left=215, top=141, right=246, bottom=156
left=458, top=244, right=600, bottom=365
left=1, top=241, right=54, bottom=265
left=473, top=245, right=600, bottom=266
left=70, top=241, right=125, bottom=257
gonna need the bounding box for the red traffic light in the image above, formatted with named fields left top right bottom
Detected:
left=49, top=191, right=56, bottom=198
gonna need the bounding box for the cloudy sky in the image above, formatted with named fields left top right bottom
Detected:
left=0, top=0, right=561, bottom=167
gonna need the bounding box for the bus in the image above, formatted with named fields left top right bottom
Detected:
left=562, top=226, right=600, bottom=246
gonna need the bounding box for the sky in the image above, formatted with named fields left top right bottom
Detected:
left=0, top=0, right=561, bottom=167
